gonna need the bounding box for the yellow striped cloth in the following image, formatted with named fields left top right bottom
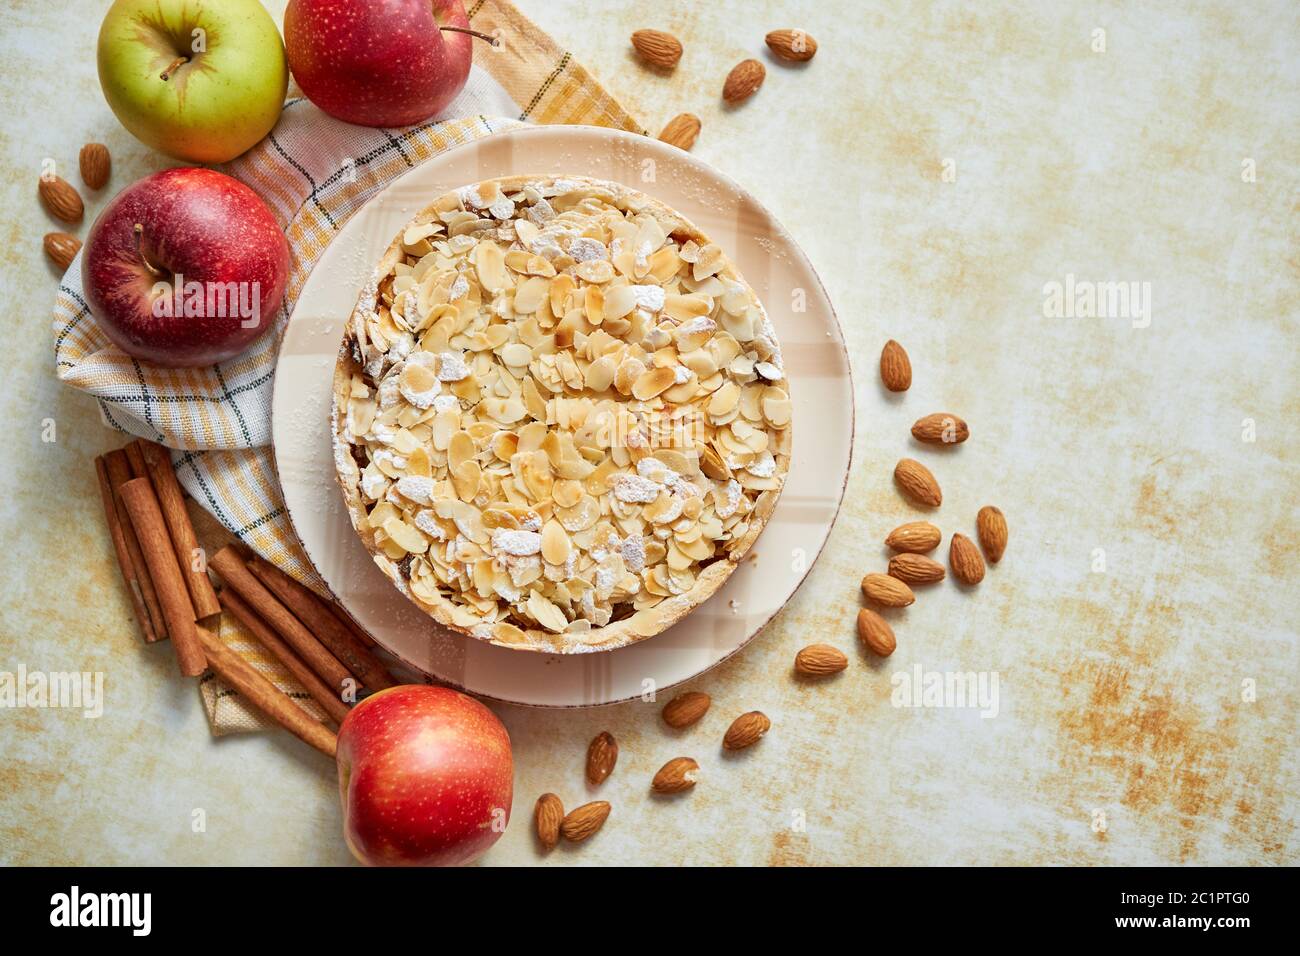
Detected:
left=53, top=0, right=641, bottom=736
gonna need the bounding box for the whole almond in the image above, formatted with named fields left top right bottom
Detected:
left=43, top=232, right=82, bottom=270
left=534, top=792, right=564, bottom=850
left=894, top=458, right=942, bottom=507
left=856, top=608, right=897, bottom=657
left=765, top=29, right=818, bottom=62
left=631, top=29, right=682, bottom=69
left=560, top=800, right=611, bottom=842
left=888, top=553, right=946, bottom=584
left=977, top=506, right=1008, bottom=563
left=880, top=339, right=912, bottom=391
left=38, top=175, right=84, bottom=224
left=723, top=711, right=770, bottom=750
left=885, top=521, right=941, bottom=554
left=586, top=731, right=618, bottom=785
left=651, top=756, right=699, bottom=794
left=722, top=59, right=765, bottom=104
left=861, top=572, right=915, bottom=607
left=950, top=533, right=986, bottom=585
left=794, top=643, right=848, bottom=677
left=658, top=112, right=701, bottom=151
left=912, top=413, right=970, bottom=445
left=662, top=690, right=710, bottom=728
left=79, top=143, right=111, bottom=190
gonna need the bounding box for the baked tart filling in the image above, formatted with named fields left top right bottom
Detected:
left=332, top=175, right=790, bottom=652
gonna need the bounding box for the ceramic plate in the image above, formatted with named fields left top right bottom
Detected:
left=271, top=124, right=852, bottom=706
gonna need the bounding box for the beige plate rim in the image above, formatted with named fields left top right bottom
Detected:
left=271, top=123, right=854, bottom=707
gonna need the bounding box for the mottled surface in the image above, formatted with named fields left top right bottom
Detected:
left=1, top=0, right=1297, bottom=865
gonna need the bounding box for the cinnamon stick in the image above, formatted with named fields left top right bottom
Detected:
left=195, top=625, right=337, bottom=758
left=328, top=601, right=379, bottom=649
left=94, top=456, right=158, bottom=644
left=247, top=556, right=396, bottom=692
left=103, top=450, right=169, bottom=643
left=119, top=478, right=206, bottom=676
left=208, top=547, right=355, bottom=696
left=218, top=587, right=351, bottom=726
left=123, top=439, right=149, bottom=479
left=134, top=439, right=221, bottom=620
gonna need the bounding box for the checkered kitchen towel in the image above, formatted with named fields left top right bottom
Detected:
left=54, top=0, right=642, bottom=592
left=52, top=0, right=641, bottom=735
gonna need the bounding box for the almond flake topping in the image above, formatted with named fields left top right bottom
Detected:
left=337, top=176, right=790, bottom=650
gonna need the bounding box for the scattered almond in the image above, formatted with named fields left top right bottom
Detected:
left=856, top=608, right=897, bottom=657
left=79, top=143, right=111, bottom=190
left=662, top=690, right=710, bottom=728
left=38, top=175, right=84, bottom=224
left=560, top=800, right=611, bottom=842
left=765, top=29, right=818, bottom=62
left=794, top=643, right=848, bottom=677
left=534, top=792, right=564, bottom=850
left=894, top=458, right=942, bottom=507
left=43, top=232, right=81, bottom=270
left=885, top=521, right=941, bottom=554
left=912, top=413, right=970, bottom=445
left=861, top=572, right=915, bottom=607
left=658, top=112, right=701, bottom=151
left=880, top=339, right=911, bottom=391
left=722, top=59, right=765, bottom=104
left=631, top=29, right=682, bottom=69
left=950, top=533, right=985, bottom=585
left=651, top=756, right=699, bottom=793
left=977, top=506, right=1008, bottom=563
left=586, top=731, right=618, bottom=785
left=723, top=711, right=770, bottom=750
left=888, top=553, right=946, bottom=584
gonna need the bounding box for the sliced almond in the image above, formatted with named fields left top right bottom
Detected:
left=541, top=519, right=572, bottom=565
left=632, top=365, right=676, bottom=400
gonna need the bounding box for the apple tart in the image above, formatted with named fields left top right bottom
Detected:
left=332, top=175, right=791, bottom=653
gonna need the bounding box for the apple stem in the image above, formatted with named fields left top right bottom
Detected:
left=133, top=224, right=165, bottom=279
left=159, top=56, right=189, bottom=81
left=439, top=25, right=500, bottom=47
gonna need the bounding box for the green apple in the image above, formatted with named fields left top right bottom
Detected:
left=97, top=0, right=288, bottom=164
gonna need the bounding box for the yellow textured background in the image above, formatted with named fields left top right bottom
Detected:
left=1, top=0, right=1296, bottom=865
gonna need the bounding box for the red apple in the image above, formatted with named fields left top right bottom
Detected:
left=82, top=168, right=289, bottom=367
left=337, top=685, right=513, bottom=867
left=284, top=0, right=479, bottom=128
